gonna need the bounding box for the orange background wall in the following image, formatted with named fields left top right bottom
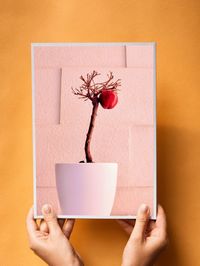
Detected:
left=0, top=1, right=200, bottom=265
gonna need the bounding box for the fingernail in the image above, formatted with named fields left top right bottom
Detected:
left=42, top=204, right=51, bottom=214
left=140, top=204, right=149, bottom=214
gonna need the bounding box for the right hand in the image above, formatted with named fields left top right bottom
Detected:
left=117, top=204, right=168, bottom=266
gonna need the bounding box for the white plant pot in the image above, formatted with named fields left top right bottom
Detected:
left=55, top=163, right=118, bottom=216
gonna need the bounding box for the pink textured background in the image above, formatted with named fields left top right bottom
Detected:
left=33, top=44, right=155, bottom=217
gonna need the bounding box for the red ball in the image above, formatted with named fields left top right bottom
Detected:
left=99, top=89, right=118, bottom=109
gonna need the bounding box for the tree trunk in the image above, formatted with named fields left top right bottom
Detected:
left=85, top=100, right=99, bottom=162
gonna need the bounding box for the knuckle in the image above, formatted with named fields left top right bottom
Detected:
left=47, top=219, right=57, bottom=226
left=137, top=218, right=148, bottom=223
left=136, top=213, right=148, bottom=223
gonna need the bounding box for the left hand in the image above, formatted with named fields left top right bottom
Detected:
left=117, top=204, right=168, bottom=266
left=26, top=204, right=83, bottom=266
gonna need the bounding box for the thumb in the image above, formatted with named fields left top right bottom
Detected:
left=42, top=204, right=61, bottom=235
left=130, top=204, right=150, bottom=242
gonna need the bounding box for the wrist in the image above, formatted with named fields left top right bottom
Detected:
left=67, top=257, right=84, bottom=266
left=121, top=261, right=140, bottom=266
left=121, top=261, right=154, bottom=266
left=52, top=257, right=83, bottom=266
left=121, top=259, right=152, bottom=266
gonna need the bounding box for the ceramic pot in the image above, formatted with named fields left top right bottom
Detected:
left=55, top=163, right=118, bottom=216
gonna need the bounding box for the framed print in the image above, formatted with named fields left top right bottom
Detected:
left=31, top=42, right=157, bottom=219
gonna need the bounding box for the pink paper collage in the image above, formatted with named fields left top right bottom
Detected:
left=33, top=44, right=156, bottom=217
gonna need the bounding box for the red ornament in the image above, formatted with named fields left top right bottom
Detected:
left=99, top=89, right=118, bottom=109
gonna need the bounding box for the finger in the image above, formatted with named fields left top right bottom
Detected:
left=42, top=204, right=61, bottom=235
left=58, top=219, right=65, bottom=229
left=156, top=204, right=167, bottom=238
left=130, top=204, right=150, bottom=242
left=40, top=219, right=49, bottom=233
left=26, top=206, right=38, bottom=236
left=118, top=219, right=135, bottom=227
left=146, top=220, right=155, bottom=232
left=116, top=219, right=134, bottom=235
left=62, top=219, right=75, bottom=239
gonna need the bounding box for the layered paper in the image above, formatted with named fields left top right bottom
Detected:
left=32, top=43, right=156, bottom=218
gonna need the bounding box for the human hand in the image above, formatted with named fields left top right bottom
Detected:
left=26, top=204, right=83, bottom=266
left=117, top=204, right=168, bottom=266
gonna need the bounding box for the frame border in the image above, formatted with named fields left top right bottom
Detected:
left=31, top=42, right=157, bottom=220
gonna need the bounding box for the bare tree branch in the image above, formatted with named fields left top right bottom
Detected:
left=71, top=70, right=121, bottom=102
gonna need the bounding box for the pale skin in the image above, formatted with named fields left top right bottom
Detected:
left=26, top=204, right=83, bottom=266
left=26, top=204, right=168, bottom=266
left=117, top=204, right=169, bottom=266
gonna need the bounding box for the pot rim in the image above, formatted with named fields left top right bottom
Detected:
left=55, top=162, right=118, bottom=166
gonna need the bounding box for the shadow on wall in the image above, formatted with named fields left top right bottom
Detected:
left=157, top=125, right=183, bottom=266
left=157, top=125, right=199, bottom=266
